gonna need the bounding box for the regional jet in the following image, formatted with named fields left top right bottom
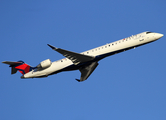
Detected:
left=2, top=31, right=163, bottom=82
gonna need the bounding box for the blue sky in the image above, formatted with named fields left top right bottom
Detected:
left=0, top=0, right=166, bottom=120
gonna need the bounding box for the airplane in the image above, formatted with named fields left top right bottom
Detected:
left=2, top=31, right=164, bottom=82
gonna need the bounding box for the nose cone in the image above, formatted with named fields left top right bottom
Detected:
left=155, top=33, right=164, bottom=40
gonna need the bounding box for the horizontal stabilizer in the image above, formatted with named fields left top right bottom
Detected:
left=2, top=61, right=22, bottom=66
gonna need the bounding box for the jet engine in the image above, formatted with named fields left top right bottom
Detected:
left=37, top=59, right=52, bottom=69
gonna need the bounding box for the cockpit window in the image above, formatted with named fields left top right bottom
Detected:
left=146, top=32, right=153, bottom=34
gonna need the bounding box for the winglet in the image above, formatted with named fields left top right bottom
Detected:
left=75, top=79, right=81, bottom=82
left=47, top=44, right=58, bottom=50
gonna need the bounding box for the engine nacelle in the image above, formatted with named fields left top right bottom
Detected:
left=37, top=59, right=52, bottom=69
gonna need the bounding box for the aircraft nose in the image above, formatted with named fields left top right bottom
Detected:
left=155, top=33, right=164, bottom=40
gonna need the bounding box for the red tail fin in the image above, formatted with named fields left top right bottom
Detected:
left=15, top=62, right=31, bottom=75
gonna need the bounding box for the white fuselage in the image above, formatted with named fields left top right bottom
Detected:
left=23, top=32, right=163, bottom=78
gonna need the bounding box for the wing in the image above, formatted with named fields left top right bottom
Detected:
left=76, top=62, right=99, bottom=82
left=47, top=44, right=95, bottom=65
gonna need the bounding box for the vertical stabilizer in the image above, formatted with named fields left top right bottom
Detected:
left=2, top=61, right=34, bottom=75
